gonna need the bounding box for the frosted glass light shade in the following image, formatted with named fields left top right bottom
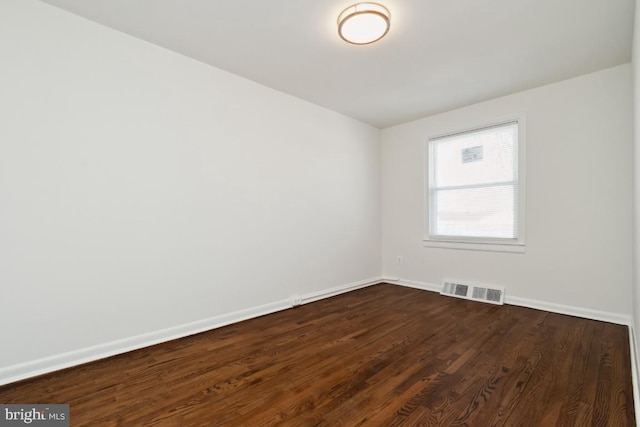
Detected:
left=338, top=3, right=390, bottom=45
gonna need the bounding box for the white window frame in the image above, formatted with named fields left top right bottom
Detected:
left=424, top=116, right=526, bottom=253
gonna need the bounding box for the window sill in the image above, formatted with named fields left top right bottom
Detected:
left=423, top=239, right=525, bottom=253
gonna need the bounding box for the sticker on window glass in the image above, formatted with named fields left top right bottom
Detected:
left=461, top=146, right=483, bottom=163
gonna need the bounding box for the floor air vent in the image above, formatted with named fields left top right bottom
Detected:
left=441, top=280, right=505, bottom=305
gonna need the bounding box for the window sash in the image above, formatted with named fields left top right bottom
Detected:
left=429, top=182, right=518, bottom=240
left=427, top=120, right=520, bottom=244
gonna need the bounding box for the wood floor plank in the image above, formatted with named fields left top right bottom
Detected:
left=0, top=284, right=635, bottom=426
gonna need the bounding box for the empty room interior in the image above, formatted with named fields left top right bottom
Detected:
left=2, top=0, right=640, bottom=425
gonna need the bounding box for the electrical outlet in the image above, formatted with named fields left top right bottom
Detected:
left=397, top=256, right=403, bottom=264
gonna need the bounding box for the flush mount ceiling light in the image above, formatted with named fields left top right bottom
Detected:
left=338, top=3, right=391, bottom=45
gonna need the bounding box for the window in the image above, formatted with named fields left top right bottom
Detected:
left=425, top=119, right=525, bottom=252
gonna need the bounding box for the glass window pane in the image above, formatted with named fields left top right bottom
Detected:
left=433, top=122, right=517, bottom=187
left=434, top=185, right=515, bottom=238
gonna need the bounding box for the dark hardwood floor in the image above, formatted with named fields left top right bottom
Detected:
left=0, top=284, right=635, bottom=426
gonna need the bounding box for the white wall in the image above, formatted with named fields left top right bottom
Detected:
left=382, top=64, right=633, bottom=316
left=633, top=0, right=640, bottom=370
left=0, top=0, right=381, bottom=374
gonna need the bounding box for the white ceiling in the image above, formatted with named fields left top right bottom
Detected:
left=40, top=0, right=635, bottom=128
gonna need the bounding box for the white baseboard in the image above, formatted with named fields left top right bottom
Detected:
left=299, top=276, right=383, bottom=305
left=385, top=277, right=633, bottom=326
left=506, top=294, right=633, bottom=326
left=0, top=276, right=383, bottom=387
left=628, top=325, right=640, bottom=427
left=384, top=277, right=441, bottom=293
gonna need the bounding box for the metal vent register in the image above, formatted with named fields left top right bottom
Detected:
left=441, top=280, right=505, bottom=305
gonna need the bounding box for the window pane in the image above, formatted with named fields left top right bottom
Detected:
left=433, top=185, right=515, bottom=238
left=433, top=122, right=516, bottom=187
